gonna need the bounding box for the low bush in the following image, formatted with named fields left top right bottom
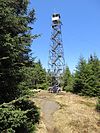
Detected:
left=37, top=83, right=48, bottom=90
left=96, top=97, right=100, bottom=112
left=63, top=85, right=73, bottom=92
left=0, top=97, right=40, bottom=133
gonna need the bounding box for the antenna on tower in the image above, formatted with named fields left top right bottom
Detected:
left=48, top=13, right=65, bottom=86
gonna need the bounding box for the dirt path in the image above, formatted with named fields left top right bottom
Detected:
left=32, top=91, right=60, bottom=133
left=39, top=98, right=60, bottom=132
left=31, top=90, right=100, bottom=133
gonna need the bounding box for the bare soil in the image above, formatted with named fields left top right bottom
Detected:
left=31, top=90, right=100, bottom=133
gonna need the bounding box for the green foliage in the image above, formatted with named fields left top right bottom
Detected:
left=37, top=83, right=48, bottom=90
left=73, top=55, right=100, bottom=97
left=31, top=62, right=47, bottom=86
left=19, top=60, right=47, bottom=94
left=62, top=66, right=73, bottom=92
left=63, top=85, right=73, bottom=92
left=0, top=1, right=41, bottom=132
left=0, top=97, right=40, bottom=133
left=0, top=0, right=38, bottom=103
left=96, top=97, right=100, bottom=112
left=73, top=57, right=88, bottom=94
left=46, top=71, right=52, bottom=86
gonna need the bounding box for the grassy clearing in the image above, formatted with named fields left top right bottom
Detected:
left=33, top=91, right=100, bottom=133
left=53, top=92, right=100, bottom=133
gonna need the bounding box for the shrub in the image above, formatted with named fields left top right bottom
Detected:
left=0, top=97, right=40, bottom=133
left=63, top=85, right=73, bottom=92
left=96, top=97, right=100, bottom=112
left=37, top=83, right=48, bottom=90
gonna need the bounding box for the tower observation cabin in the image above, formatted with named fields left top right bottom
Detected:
left=52, top=13, right=61, bottom=25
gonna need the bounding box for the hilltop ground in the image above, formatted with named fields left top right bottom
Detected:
left=31, top=90, right=100, bottom=133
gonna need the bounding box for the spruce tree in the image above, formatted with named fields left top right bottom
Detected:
left=62, top=66, right=73, bottom=91
left=73, top=55, right=100, bottom=96
left=88, top=54, right=100, bottom=96
left=73, top=57, right=88, bottom=94
left=0, top=0, right=37, bottom=103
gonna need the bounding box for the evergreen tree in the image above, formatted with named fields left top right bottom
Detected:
left=87, top=54, right=100, bottom=96
left=62, top=66, right=73, bottom=91
left=0, top=0, right=37, bottom=103
left=19, top=60, right=47, bottom=92
left=32, top=61, right=46, bottom=87
left=46, top=71, right=52, bottom=86
left=73, top=55, right=100, bottom=96
left=73, top=57, right=87, bottom=94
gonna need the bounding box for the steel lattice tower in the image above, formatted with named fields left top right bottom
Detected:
left=48, top=13, right=65, bottom=85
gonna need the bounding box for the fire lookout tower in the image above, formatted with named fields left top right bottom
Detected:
left=48, top=13, right=65, bottom=86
